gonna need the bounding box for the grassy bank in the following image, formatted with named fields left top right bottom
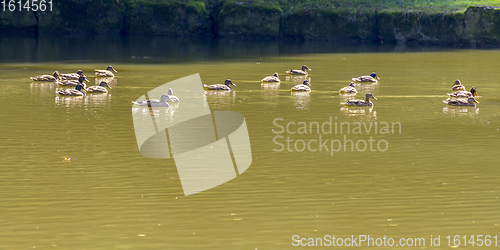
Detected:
left=1, top=0, right=500, bottom=45
left=214, top=0, right=500, bottom=12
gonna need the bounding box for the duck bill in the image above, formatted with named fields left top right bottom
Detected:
left=376, top=77, right=380, bottom=80
left=107, top=85, right=112, bottom=89
left=113, top=69, right=118, bottom=73
left=371, top=96, right=377, bottom=100
left=474, top=100, right=480, bottom=104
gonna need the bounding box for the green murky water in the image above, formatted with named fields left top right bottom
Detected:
left=1, top=36, right=500, bottom=249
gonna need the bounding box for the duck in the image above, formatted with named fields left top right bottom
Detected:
left=30, top=71, right=61, bottom=82
left=352, top=72, right=379, bottom=83
left=448, top=86, right=477, bottom=98
left=451, top=79, right=466, bottom=91
left=203, top=79, right=236, bottom=91
left=339, top=82, right=357, bottom=94
left=87, top=81, right=112, bottom=94
left=56, top=83, right=87, bottom=96
left=286, top=65, right=312, bottom=75
left=60, top=70, right=89, bottom=82
left=291, top=79, right=311, bottom=92
left=344, top=93, right=377, bottom=107
left=58, top=75, right=88, bottom=88
left=95, top=65, right=117, bottom=77
left=166, top=88, right=180, bottom=102
left=444, top=97, right=479, bottom=107
left=132, top=94, right=170, bottom=107
left=261, top=72, right=281, bottom=83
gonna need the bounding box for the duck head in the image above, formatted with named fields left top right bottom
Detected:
left=470, top=86, right=477, bottom=96
left=168, top=88, right=174, bottom=95
left=365, top=93, right=377, bottom=101
left=468, top=97, right=479, bottom=104
left=454, top=79, right=462, bottom=86
left=78, top=75, right=87, bottom=83
left=349, top=82, right=356, bottom=87
left=99, top=81, right=112, bottom=89
left=370, top=72, right=379, bottom=80
left=273, top=72, right=279, bottom=78
left=301, top=65, right=312, bottom=72
left=53, top=71, right=61, bottom=80
left=107, top=65, right=117, bottom=73
left=303, top=79, right=310, bottom=86
left=75, top=84, right=87, bottom=94
left=225, top=79, right=236, bottom=87
left=76, top=73, right=89, bottom=82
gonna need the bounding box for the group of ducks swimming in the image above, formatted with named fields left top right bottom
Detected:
left=261, top=65, right=381, bottom=107
left=444, top=80, right=480, bottom=107
left=30, top=66, right=118, bottom=96
left=201, top=64, right=480, bottom=108
left=31, top=64, right=480, bottom=109
left=199, top=65, right=381, bottom=107
left=30, top=65, right=182, bottom=107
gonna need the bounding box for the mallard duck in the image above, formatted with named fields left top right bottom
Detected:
left=286, top=65, right=311, bottom=75
left=132, top=94, right=170, bottom=107
left=56, top=84, right=87, bottom=96
left=448, top=86, right=477, bottom=98
left=166, top=88, right=180, bottom=102
left=291, top=79, right=311, bottom=92
left=261, top=72, right=280, bottom=83
left=87, top=81, right=112, bottom=94
left=352, top=72, right=380, bottom=83
left=60, top=70, right=89, bottom=82
left=30, top=71, right=61, bottom=82
left=444, top=97, right=479, bottom=107
left=203, top=79, right=236, bottom=91
left=451, top=79, right=466, bottom=91
left=95, top=65, right=117, bottom=77
left=339, top=82, right=357, bottom=94
left=345, top=93, right=377, bottom=106
left=58, top=75, right=88, bottom=88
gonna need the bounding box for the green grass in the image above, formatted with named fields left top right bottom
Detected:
left=123, top=0, right=500, bottom=13
left=209, top=0, right=500, bottom=13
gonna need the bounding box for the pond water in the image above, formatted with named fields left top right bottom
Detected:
left=1, top=35, right=500, bottom=249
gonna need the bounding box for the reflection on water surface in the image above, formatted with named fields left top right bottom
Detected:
left=1, top=35, right=500, bottom=249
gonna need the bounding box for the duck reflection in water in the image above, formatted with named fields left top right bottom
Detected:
left=285, top=75, right=310, bottom=84
left=261, top=83, right=279, bottom=106
left=340, top=106, right=377, bottom=119
left=291, top=91, right=310, bottom=110
left=30, top=81, right=57, bottom=96
left=205, top=90, right=236, bottom=109
left=442, top=106, right=479, bottom=116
